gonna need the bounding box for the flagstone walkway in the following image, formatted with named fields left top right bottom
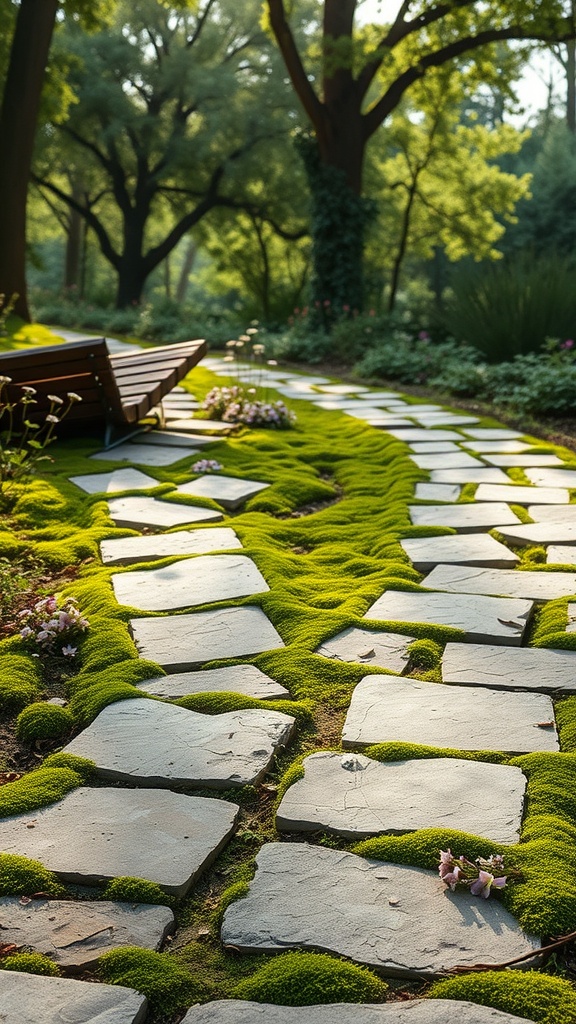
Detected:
left=4, top=348, right=576, bottom=1021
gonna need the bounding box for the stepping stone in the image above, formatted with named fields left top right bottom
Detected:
left=165, top=418, right=237, bottom=433
left=0, top=786, right=238, bottom=896
left=275, top=388, right=315, bottom=400
left=367, top=418, right=414, bottom=427
left=403, top=405, right=446, bottom=413
left=401, top=534, right=518, bottom=571
left=65, top=698, right=295, bottom=790
left=182, top=1001, right=537, bottom=1024
left=526, top=467, right=576, bottom=487
left=529, top=504, right=576, bottom=523
left=131, top=605, right=284, bottom=671
left=90, top=442, right=198, bottom=466
left=493, top=522, right=576, bottom=545
left=364, top=590, right=532, bottom=645
left=312, top=398, right=363, bottom=410
left=422, top=564, right=576, bottom=601
left=107, top=495, right=223, bottom=529
left=315, top=627, right=414, bottom=672
left=283, top=375, right=331, bottom=385
left=430, top=468, right=510, bottom=484
left=342, top=675, right=558, bottom=752
left=463, top=428, right=524, bottom=440
left=101, top=527, right=241, bottom=566
left=176, top=474, right=269, bottom=509
left=567, top=604, right=576, bottom=632
left=412, top=414, right=480, bottom=427
left=69, top=468, right=158, bottom=494
left=443, top=641, right=576, bottom=695
left=346, top=406, right=407, bottom=420
left=474, top=484, right=570, bottom=505
left=317, top=384, right=370, bottom=394
left=414, top=482, right=461, bottom=502
left=410, top=453, right=485, bottom=470
left=137, top=664, right=290, bottom=700
left=388, top=429, right=463, bottom=441
left=462, top=441, right=535, bottom=453
left=409, top=441, right=462, bottom=453
left=276, top=751, right=525, bottom=843
left=483, top=454, right=564, bottom=468
left=359, top=390, right=405, bottom=400
left=135, top=430, right=217, bottom=448
left=112, top=553, right=269, bottom=612
left=548, top=545, right=576, bottom=564
left=408, top=502, right=522, bottom=532
left=0, top=972, right=147, bottom=1024
left=0, top=896, right=174, bottom=969
left=221, top=843, right=541, bottom=977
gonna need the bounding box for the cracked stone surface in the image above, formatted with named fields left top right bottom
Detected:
left=408, top=502, right=521, bottom=532
left=414, top=483, right=461, bottom=502
left=529, top=504, right=576, bottom=523
left=65, top=698, right=295, bottom=789
left=342, top=676, right=558, bottom=753
left=107, top=496, right=223, bottom=529
left=0, top=897, right=174, bottom=968
left=387, top=429, right=463, bottom=441
left=135, top=431, right=217, bottom=448
left=69, top=468, right=158, bottom=494
left=401, top=534, right=519, bottom=571
left=429, top=468, right=509, bottom=484
left=112, top=553, right=269, bottom=611
left=137, top=664, right=289, bottom=700
left=131, top=605, right=284, bottom=671
left=492, top=522, right=576, bottom=545
left=422, top=564, right=576, bottom=601
left=275, top=751, right=525, bottom=843
left=526, top=468, right=576, bottom=488
left=442, top=641, right=576, bottom=695
left=182, top=1001, right=535, bottom=1024
left=364, top=589, right=532, bottom=645
left=315, top=627, right=415, bottom=673
left=101, top=527, right=241, bottom=566
left=176, top=474, right=269, bottom=509
left=474, top=484, right=570, bottom=505
left=483, top=454, right=564, bottom=468
left=221, top=843, right=541, bottom=978
left=0, top=786, right=239, bottom=895
left=548, top=545, right=576, bottom=564
left=410, top=453, right=485, bottom=470
left=0, top=972, right=148, bottom=1024
left=90, top=443, right=197, bottom=466
left=463, top=428, right=524, bottom=440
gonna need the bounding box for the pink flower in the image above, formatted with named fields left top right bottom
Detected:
left=563, top=339, right=575, bottom=349
left=418, top=330, right=430, bottom=341
left=470, top=870, right=507, bottom=899
left=62, top=644, right=77, bottom=657
left=438, top=849, right=453, bottom=878
left=443, top=866, right=464, bottom=891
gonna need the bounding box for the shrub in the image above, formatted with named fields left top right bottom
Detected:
left=353, top=336, right=478, bottom=385
left=0, top=853, right=65, bottom=897
left=97, top=947, right=203, bottom=1016
left=232, top=952, right=388, bottom=1005
left=429, top=971, right=576, bottom=1024
left=16, top=703, right=74, bottom=744
left=0, top=953, right=59, bottom=977
left=103, top=877, right=174, bottom=907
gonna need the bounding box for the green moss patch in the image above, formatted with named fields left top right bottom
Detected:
left=0, top=853, right=65, bottom=897
left=0, top=953, right=60, bottom=977
left=429, top=972, right=576, bottom=1024
left=103, top=877, right=175, bottom=908
left=97, top=947, right=205, bottom=1016
left=0, top=764, right=86, bottom=819
left=16, top=703, right=74, bottom=744
left=232, top=951, right=388, bottom=1005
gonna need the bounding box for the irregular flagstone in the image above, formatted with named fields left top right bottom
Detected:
left=483, top=454, right=564, bottom=467
left=101, top=527, right=241, bottom=566
left=414, top=482, right=461, bottom=502
left=463, top=428, right=524, bottom=440
left=64, top=698, right=295, bottom=789
left=408, top=502, right=522, bottom=532
left=311, top=398, right=365, bottom=410
left=422, top=563, right=576, bottom=601
left=401, top=405, right=446, bottom=414
left=493, top=522, right=576, bottom=545
left=164, top=418, right=237, bottom=433
left=387, top=428, right=464, bottom=441
left=315, top=627, right=414, bottom=672
left=364, top=590, right=532, bottom=645
left=275, top=751, right=525, bottom=843
left=0, top=786, right=239, bottom=896
left=0, top=972, right=147, bottom=1024
left=366, top=418, right=414, bottom=428
left=474, top=483, right=570, bottom=505
left=342, top=675, right=558, bottom=752
left=526, top=467, right=576, bottom=487
left=442, top=641, right=576, bottom=695
left=176, top=474, right=269, bottom=509
left=409, top=453, right=485, bottom=470
left=461, top=441, right=535, bottom=453
left=182, top=1002, right=535, bottom=1024
left=401, top=534, right=519, bottom=570
left=107, top=495, right=223, bottom=529
left=316, top=384, right=370, bottom=394
left=111, top=553, right=269, bottom=611
left=0, top=896, right=174, bottom=968
left=529, top=504, right=576, bottom=523
left=345, top=406, right=402, bottom=419
left=131, top=605, right=284, bottom=671
left=135, top=430, right=217, bottom=448
left=137, top=664, right=290, bottom=700
left=221, top=843, right=541, bottom=977
left=69, top=468, right=159, bottom=494
left=429, top=468, right=510, bottom=484
left=359, top=390, right=405, bottom=401
left=90, top=442, right=198, bottom=466
left=408, top=442, right=462, bottom=453
left=411, top=414, right=480, bottom=427
left=548, top=544, right=576, bottom=564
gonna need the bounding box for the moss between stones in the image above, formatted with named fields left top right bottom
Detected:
left=231, top=951, right=388, bottom=1005
left=0, top=654, right=41, bottom=713
left=175, top=692, right=313, bottom=724
left=0, top=765, right=87, bottom=818
left=103, top=877, right=175, bottom=908
left=97, top=947, right=205, bottom=1015
left=15, top=703, right=75, bottom=744
left=428, top=972, right=576, bottom=1024
left=0, top=853, right=65, bottom=897
left=0, top=952, right=60, bottom=976
left=405, top=638, right=443, bottom=671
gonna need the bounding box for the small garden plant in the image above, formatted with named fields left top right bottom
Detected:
left=202, top=384, right=296, bottom=428
left=0, top=378, right=81, bottom=497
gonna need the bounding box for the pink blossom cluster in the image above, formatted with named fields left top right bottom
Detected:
left=18, top=596, right=89, bottom=658
left=192, top=459, right=222, bottom=473
left=439, top=849, right=507, bottom=899
left=202, top=386, right=296, bottom=429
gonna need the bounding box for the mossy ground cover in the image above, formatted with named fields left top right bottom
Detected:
left=1, top=356, right=576, bottom=1019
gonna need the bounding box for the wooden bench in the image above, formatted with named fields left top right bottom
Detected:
left=0, top=336, right=207, bottom=446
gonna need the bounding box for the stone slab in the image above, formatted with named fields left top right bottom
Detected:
left=131, top=605, right=284, bottom=671
left=90, top=443, right=198, bottom=466
left=136, top=430, right=217, bottom=448
left=388, top=429, right=464, bottom=441
left=276, top=751, right=525, bottom=843
left=65, top=698, right=295, bottom=789
left=317, top=384, right=370, bottom=394
left=112, top=553, right=269, bottom=611
left=526, top=468, right=576, bottom=488
left=493, top=522, right=576, bottom=545
left=107, top=496, right=223, bottom=529
left=429, top=468, right=510, bottom=484
left=422, top=563, right=576, bottom=601
left=0, top=972, right=147, bottom=1024
left=182, top=1001, right=534, bottom=1024
left=409, top=502, right=521, bottom=532
left=414, top=483, right=461, bottom=502
left=342, top=675, right=558, bottom=752
left=368, top=418, right=414, bottom=428
left=528, top=504, right=576, bottom=523
left=0, top=786, right=239, bottom=896
left=315, top=627, right=415, bottom=672
left=409, top=442, right=462, bottom=453
left=567, top=603, right=576, bottom=632
left=69, top=468, right=159, bottom=494
left=176, top=474, right=269, bottom=509
left=311, top=398, right=363, bottom=410
left=345, top=406, right=401, bottom=419
left=412, top=415, right=480, bottom=427
left=221, top=843, right=541, bottom=977
left=101, top=527, right=241, bottom=566
left=474, top=484, right=570, bottom=505
left=401, top=534, right=519, bottom=571
left=443, top=641, right=576, bottom=694
left=548, top=545, right=576, bottom=564
left=137, top=664, right=289, bottom=700
left=164, top=418, right=237, bottom=433
left=463, top=428, right=524, bottom=440
left=364, top=590, right=532, bottom=645
left=461, top=441, right=535, bottom=453
left=402, top=405, right=446, bottom=414
left=359, top=391, right=405, bottom=401
left=0, top=896, right=174, bottom=968
left=410, top=453, right=485, bottom=470
left=483, top=454, right=564, bottom=467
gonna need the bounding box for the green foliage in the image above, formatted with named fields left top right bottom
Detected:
left=354, top=335, right=478, bottom=385
left=0, top=953, right=60, bottom=977
left=428, top=971, right=576, bottom=1024
left=0, top=853, right=65, bottom=897
left=406, top=638, right=443, bottom=671
left=97, top=947, right=203, bottom=1015
left=15, top=703, right=74, bottom=744
left=232, top=951, right=388, bottom=1005
left=0, top=380, right=82, bottom=496
left=42, top=751, right=94, bottom=778
left=0, top=765, right=85, bottom=818
left=103, top=877, right=175, bottom=908
left=0, top=653, right=40, bottom=712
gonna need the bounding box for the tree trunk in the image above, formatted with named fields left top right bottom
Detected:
left=0, top=0, right=58, bottom=321
left=64, top=181, right=84, bottom=291
left=116, top=216, right=147, bottom=308
left=567, top=38, right=576, bottom=133
left=176, top=238, right=197, bottom=303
